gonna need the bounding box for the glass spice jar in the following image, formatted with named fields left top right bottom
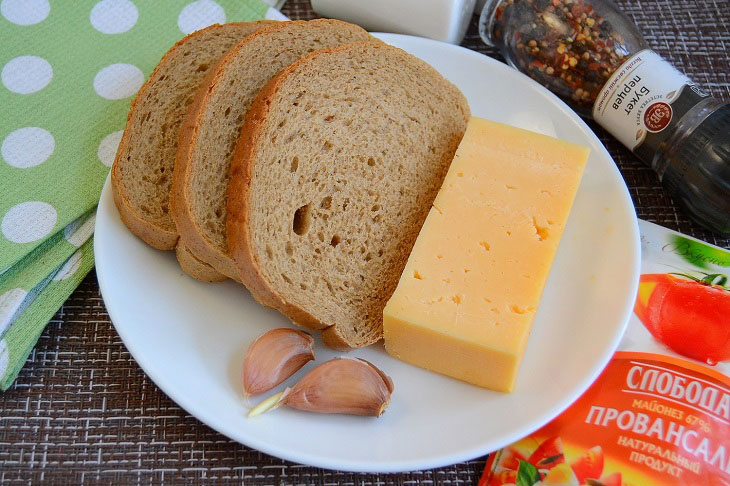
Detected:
left=479, top=0, right=730, bottom=235
left=480, top=0, right=643, bottom=115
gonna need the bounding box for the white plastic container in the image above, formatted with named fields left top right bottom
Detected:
left=310, top=0, right=477, bottom=45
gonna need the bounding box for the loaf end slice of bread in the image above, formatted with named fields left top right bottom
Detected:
left=176, top=240, right=228, bottom=282
left=227, top=42, right=470, bottom=349
left=171, top=19, right=374, bottom=281
left=111, top=21, right=274, bottom=254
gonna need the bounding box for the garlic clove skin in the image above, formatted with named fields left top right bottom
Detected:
left=281, top=357, right=393, bottom=417
left=357, top=358, right=394, bottom=395
left=243, top=328, right=315, bottom=397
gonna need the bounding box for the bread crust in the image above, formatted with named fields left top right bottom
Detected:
left=172, top=20, right=370, bottom=285
left=227, top=42, right=390, bottom=350
left=226, top=43, right=340, bottom=336
left=170, top=53, right=242, bottom=281
left=111, top=22, right=274, bottom=271
left=110, top=25, right=224, bottom=250
left=229, top=41, right=469, bottom=349
left=112, top=169, right=179, bottom=250
left=176, top=239, right=228, bottom=282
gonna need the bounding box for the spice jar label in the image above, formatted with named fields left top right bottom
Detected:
left=592, top=49, right=708, bottom=154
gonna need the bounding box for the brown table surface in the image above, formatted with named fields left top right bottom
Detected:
left=2, top=0, right=728, bottom=484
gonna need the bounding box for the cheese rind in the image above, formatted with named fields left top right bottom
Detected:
left=383, top=117, right=589, bottom=392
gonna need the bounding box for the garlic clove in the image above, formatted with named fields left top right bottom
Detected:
left=281, top=357, right=393, bottom=417
left=357, top=358, right=394, bottom=394
left=243, top=328, right=315, bottom=397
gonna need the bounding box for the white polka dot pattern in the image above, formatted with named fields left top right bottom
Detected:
left=90, top=0, right=138, bottom=34
left=97, top=130, right=124, bottom=167
left=1, top=127, right=55, bottom=168
left=52, top=250, right=82, bottom=281
left=93, top=63, right=144, bottom=100
left=1, top=201, right=57, bottom=244
left=0, top=288, right=27, bottom=335
left=0, top=0, right=49, bottom=25
left=64, top=213, right=96, bottom=248
left=2, top=55, right=53, bottom=94
left=178, top=0, right=226, bottom=34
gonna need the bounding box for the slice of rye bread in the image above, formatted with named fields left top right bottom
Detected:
left=171, top=19, right=374, bottom=280
left=111, top=22, right=273, bottom=280
left=227, top=41, right=470, bottom=349
left=176, top=240, right=227, bottom=283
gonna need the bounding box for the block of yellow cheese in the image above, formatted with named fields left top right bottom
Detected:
left=383, top=117, right=589, bottom=392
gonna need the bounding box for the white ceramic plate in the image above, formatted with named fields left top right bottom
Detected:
left=95, top=33, right=640, bottom=473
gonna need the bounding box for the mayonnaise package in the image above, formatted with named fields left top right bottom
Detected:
left=480, top=220, right=730, bottom=486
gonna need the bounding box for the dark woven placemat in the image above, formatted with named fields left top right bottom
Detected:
left=1, top=0, right=728, bottom=484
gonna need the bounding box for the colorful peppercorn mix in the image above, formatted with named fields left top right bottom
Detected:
left=487, top=0, right=643, bottom=114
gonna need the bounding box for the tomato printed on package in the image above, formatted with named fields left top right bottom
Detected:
left=480, top=220, right=730, bottom=486
left=634, top=273, right=730, bottom=365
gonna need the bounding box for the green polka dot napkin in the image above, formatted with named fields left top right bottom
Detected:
left=0, top=0, right=287, bottom=390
